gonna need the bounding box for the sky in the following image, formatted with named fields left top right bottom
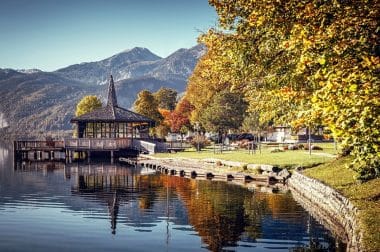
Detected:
left=0, top=0, right=217, bottom=71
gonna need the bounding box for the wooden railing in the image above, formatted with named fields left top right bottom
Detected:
left=64, top=138, right=132, bottom=150
left=165, top=141, right=191, bottom=149
left=15, top=140, right=65, bottom=150
left=132, top=139, right=157, bottom=154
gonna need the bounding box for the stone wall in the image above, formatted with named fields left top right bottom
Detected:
left=288, top=169, right=362, bottom=251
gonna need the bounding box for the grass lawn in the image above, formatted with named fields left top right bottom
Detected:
left=154, top=145, right=335, bottom=169
left=304, top=157, right=380, bottom=251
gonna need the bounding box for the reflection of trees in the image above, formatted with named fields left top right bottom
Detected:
left=170, top=178, right=257, bottom=251
left=14, top=161, right=339, bottom=250
left=136, top=175, right=160, bottom=210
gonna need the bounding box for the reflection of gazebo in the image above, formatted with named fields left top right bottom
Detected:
left=70, top=75, right=155, bottom=139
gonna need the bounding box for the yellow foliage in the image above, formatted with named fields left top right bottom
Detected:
left=75, top=95, right=102, bottom=117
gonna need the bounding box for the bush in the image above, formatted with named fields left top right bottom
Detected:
left=238, top=140, right=256, bottom=149
left=288, top=144, right=299, bottom=150
left=311, top=145, right=323, bottom=150
left=297, top=144, right=305, bottom=150
left=190, top=134, right=210, bottom=151
left=270, top=148, right=284, bottom=153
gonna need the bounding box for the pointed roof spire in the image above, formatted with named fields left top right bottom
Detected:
left=107, top=75, right=118, bottom=107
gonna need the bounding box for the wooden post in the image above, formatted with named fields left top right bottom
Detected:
left=308, top=126, right=312, bottom=156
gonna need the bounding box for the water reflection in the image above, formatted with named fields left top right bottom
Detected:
left=1, top=143, right=344, bottom=251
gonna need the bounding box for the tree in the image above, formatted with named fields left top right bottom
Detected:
left=75, top=95, right=102, bottom=117
left=170, top=98, right=194, bottom=133
left=157, top=108, right=171, bottom=138
left=133, top=90, right=163, bottom=123
left=185, top=44, right=233, bottom=124
left=153, top=87, right=178, bottom=111
left=199, top=90, right=247, bottom=134
left=199, top=0, right=380, bottom=180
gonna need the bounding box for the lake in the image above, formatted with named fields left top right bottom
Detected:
left=0, top=143, right=345, bottom=251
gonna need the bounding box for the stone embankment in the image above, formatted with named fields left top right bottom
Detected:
left=288, top=169, right=362, bottom=251
left=120, top=156, right=290, bottom=184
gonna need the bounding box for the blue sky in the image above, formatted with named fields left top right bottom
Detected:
left=0, top=0, right=217, bottom=71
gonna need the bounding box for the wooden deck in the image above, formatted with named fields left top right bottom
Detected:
left=14, top=138, right=193, bottom=161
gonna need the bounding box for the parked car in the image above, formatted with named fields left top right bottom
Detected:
left=226, top=134, right=239, bottom=141
left=237, top=133, right=254, bottom=141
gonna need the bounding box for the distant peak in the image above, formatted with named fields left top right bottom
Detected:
left=122, top=47, right=149, bottom=53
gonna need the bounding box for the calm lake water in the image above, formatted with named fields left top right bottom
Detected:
left=0, top=143, right=344, bottom=251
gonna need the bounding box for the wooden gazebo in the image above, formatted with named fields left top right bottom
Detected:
left=14, top=76, right=156, bottom=161
left=68, top=75, right=155, bottom=157
left=71, top=75, right=154, bottom=139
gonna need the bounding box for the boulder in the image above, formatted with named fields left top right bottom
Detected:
left=278, top=168, right=290, bottom=178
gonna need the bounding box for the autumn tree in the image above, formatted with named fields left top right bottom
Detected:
left=154, top=87, right=178, bottom=111
left=185, top=44, right=234, bottom=124
left=170, top=98, right=194, bottom=133
left=200, top=0, right=380, bottom=180
left=75, top=95, right=102, bottom=117
left=157, top=108, right=171, bottom=138
left=133, top=90, right=162, bottom=123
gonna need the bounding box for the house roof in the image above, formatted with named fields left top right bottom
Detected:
left=70, top=75, right=154, bottom=124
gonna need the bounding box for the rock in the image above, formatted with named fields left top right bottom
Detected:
left=278, top=168, right=290, bottom=178
left=247, top=164, right=274, bottom=172
left=261, top=164, right=274, bottom=172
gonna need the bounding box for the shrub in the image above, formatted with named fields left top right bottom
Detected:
left=270, top=148, right=284, bottom=153
left=190, top=134, right=210, bottom=151
left=311, top=145, right=323, bottom=150
left=288, top=144, right=299, bottom=150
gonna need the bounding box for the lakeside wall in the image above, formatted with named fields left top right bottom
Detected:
left=288, top=169, right=363, bottom=251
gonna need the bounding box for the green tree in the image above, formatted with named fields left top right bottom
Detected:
left=133, top=90, right=163, bottom=123
left=153, top=87, right=178, bottom=111
left=199, top=90, right=247, bottom=134
left=75, top=95, right=102, bottom=117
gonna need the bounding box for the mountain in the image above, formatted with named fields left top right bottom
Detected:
left=0, top=44, right=205, bottom=137
left=56, top=44, right=205, bottom=85
left=56, top=47, right=162, bottom=85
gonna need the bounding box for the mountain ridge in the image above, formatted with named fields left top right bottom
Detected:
left=0, top=44, right=205, bottom=137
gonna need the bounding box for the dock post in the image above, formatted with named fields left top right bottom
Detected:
left=110, top=151, right=114, bottom=164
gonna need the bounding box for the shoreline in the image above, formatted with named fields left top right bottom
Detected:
left=126, top=154, right=290, bottom=184
left=125, top=155, right=362, bottom=251
left=289, top=169, right=362, bottom=251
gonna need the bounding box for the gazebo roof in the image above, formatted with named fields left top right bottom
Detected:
left=70, top=75, right=154, bottom=124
